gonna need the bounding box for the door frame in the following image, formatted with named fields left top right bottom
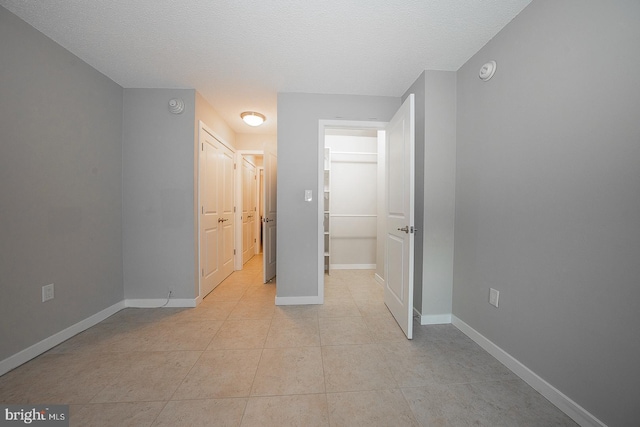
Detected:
left=317, top=120, right=388, bottom=302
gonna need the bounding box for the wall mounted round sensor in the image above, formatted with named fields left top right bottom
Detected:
left=168, top=98, right=185, bottom=114
left=479, top=60, right=497, bottom=81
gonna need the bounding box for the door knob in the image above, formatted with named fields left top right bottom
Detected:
left=398, top=226, right=409, bottom=233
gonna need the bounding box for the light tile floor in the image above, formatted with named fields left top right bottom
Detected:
left=0, top=255, right=577, bottom=426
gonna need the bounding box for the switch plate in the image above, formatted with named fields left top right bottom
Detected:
left=489, top=288, right=499, bottom=307
left=42, top=283, right=54, bottom=302
left=304, top=190, right=313, bottom=202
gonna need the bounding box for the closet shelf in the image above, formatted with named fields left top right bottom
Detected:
left=324, top=147, right=331, bottom=275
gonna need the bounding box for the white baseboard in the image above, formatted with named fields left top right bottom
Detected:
left=125, top=298, right=196, bottom=308
left=0, top=301, right=125, bottom=376
left=374, top=273, right=384, bottom=286
left=330, top=264, right=376, bottom=270
left=452, top=316, right=606, bottom=427
left=413, top=309, right=452, bottom=325
left=275, top=295, right=323, bottom=305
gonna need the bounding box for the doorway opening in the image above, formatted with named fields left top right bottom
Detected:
left=197, top=121, right=276, bottom=304
left=237, top=152, right=263, bottom=268
left=317, top=120, right=387, bottom=301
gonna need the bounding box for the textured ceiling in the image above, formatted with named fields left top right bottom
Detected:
left=1, top=0, right=531, bottom=134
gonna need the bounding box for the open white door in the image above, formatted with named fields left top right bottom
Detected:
left=263, top=142, right=277, bottom=282
left=257, top=167, right=264, bottom=253
left=384, top=94, right=415, bottom=339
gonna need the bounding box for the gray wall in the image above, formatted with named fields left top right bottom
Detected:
left=277, top=93, right=400, bottom=298
left=122, top=89, right=196, bottom=299
left=404, top=71, right=456, bottom=320
left=454, top=1, right=640, bottom=425
left=0, top=7, right=124, bottom=360
left=422, top=71, right=456, bottom=319
left=195, top=92, right=237, bottom=148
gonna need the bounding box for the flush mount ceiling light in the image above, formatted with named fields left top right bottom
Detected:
left=241, top=111, right=266, bottom=126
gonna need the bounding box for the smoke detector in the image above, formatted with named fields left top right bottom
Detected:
left=168, top=98, right=185, bottom=114
left=479, top=61, right=497, bottom=81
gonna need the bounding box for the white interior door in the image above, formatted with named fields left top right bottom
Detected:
left=263, top=143, right=277, bottom=282
left=250, top=164, right=258, bottom=255
left=384, top=94, right=415, bottom=339
left=199, top=128, right=222, bottom=297
left=242, top=158, right=256, bottom=264
left=257, top=167, right=264, bottom=253
left=220, top=144, right=235, bottom=281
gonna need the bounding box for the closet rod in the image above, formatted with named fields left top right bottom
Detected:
left=331, top=151, right=377, bottom=155
left=330, top=214, right=377, bottom=218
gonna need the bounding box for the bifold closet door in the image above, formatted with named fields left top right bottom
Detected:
left=219, top=144, right=235, bottom=281
left=200, top=130, right=222, bottom=297
left=200, top=127, right=235, bottom=298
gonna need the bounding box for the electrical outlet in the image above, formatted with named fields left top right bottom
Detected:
left=42, top=283, right=54, bottom=302
left=489, top=288, right=499, bottom=308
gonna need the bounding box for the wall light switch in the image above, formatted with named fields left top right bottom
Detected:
left=304, top=190, right=313, bottom=202
left=42, top=283, right=54, bottom=302
left=489, top=288, right=499, bottom=307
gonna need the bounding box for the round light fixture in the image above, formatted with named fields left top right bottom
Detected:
left=241, top=111, right=266, bottom=126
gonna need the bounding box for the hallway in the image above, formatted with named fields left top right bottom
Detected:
left=0, top=255, right=576, bottom=425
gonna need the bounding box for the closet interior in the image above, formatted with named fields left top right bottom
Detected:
left=324, top=128, right=382, bottom=273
